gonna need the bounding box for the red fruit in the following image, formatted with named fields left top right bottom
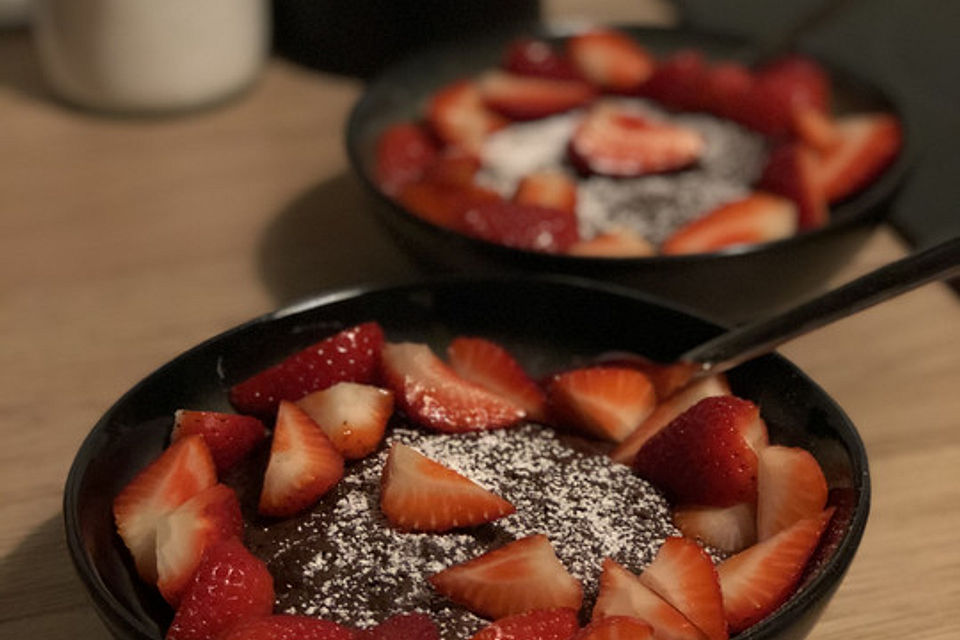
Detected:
left=567, top=29, right=655, bottom=93
left=633, top=396, right=765, bottom=507
left=461, top=200, right=581, bottom=253
left=156, top=484, right=243, bottom=605
left=593, top=558, right=705, bottom=640
left=222, top=616, right=355, bottom=640
left=756, top=446, right=829, bottom=541
left=570, top=104, right=705, bottom=177
left=430, top=534, right=583, bottom=619
left=791, top=107, right=841, bottom=153
left=166, top=538, right=274, bottom=640
left=660, top=192, right=798, bottom=255
left=471, top=608, right=580, bottom=640
left=816, top=113, right=902, bottom=202
left=427, top=80, right=508, bottom=155
left=447, top=336, right=548, bottom=422
left=718, top=509, right=835, bottom=633
left=113, top=435, right=217, bottom=583
left=229, top=322, right=385, bottom=418
left=396, top=178, right=502, bottom=231
left=743, top=55, right=830, bottom=137
left=375, top=122, right=440, bottom=195
left=642, top=50, right=708, bottom=111
left=639, top=537, right=727, bottom=640
left=514, top=170, right=578, bottom=216
left=567, top=228, right=656, bottom=258
left=504, top=38, right=581, bottom=81
left=380, top=442, right=515, bottom=532
left=759, top=143, right=828, bottom=231
left=702, top=62, right=755, bottom=121
left=171, top=410, right=267, bottom=473
left=258, top=401, right=344, bottom=518
left=422, top=151, right=483, bottom=187
left=672, top=503, right=757, bottom=554
left=380, top=342, right=525, bottom=433
left=546, top=366, right=656, bottom=442
left=297, top=382, right=394, bottom=460
left=479, top=70, right=596, bottom=121
left=358, top=613, right=440, bottom=640
left=572, top=616, right=654, bottom=640
left=594, top=356, right=701, bottom=401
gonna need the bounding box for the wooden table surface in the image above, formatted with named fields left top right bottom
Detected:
left=1, top=3, right=957, bottom=639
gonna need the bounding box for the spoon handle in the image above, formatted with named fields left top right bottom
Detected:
left=680, top=237, right=960, bottom=376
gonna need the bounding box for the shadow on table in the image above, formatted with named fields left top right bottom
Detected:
left=0, top=28, right=51, bottom=103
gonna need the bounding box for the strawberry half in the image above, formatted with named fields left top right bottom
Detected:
left=156, top=483, right=243, bottom=605
left=427, top=80, right=508, bottom=155
left=660, top=192, right=798, bottom=255
left=297, top=382, right=394, bottom=460
left=701, top=62, right=755, bottom=122
left=380, top=442, right=515, bottom=532
left=229, top=321, right=385, bottom=418
left=397, top=177, right=502, bottom=231
left=639, top=537, right=728, bottom=640
left=572, top=616, right=654, bottom=640
left=672, top=503, right=757, bottom=554
left=816, top=113, right=902, bottom=202
left=792, top=107, right=841, bottom=154
left=358, top=613, right=440, bottom=640
left=567, top=228, right=656, bottom=258
left=570, top=104, right=705, bottom=177
left=461, top=200, right=581, bottom=253
left=258, top=400, right=344, bottom=518
left=743, top=55, right=830, bottom=137
left=471, top=608, right=580, bottom=640
left=380, top=342, right=525, bottom=433
left=113, top=435, right=217, bottom=583
left=171, top=410, right=266, bottom=473
left=633, top=396, right=766, bottom=507
left=375, top=122, right=441, bottom=196
left=166, top=538, right=274, bottom=640
left=221, top=616, right=355, bottom=640
left=718, top=508, right=835, bottom=633
left=545, top=366, right=656, bottom=442
left=567, top=29, right=655, bottom=93
left=756, top=446, right=828, bottom=541
left=430, top=534, right=583, bottom=619
left=514, top=170, right=578, bottom=216
left=593, top=558, right=705, bottom=640
left=759, top=143, right=828, bottom=231
left=503, top=38, right=581, bottom=81
left=422, top=151, right=483, bottom=187
left=594, top=356, right=701, bottom=401
left=447, top=336, right=547, bottom=422
left=641, top=50, right=708, bottom=112
left=479, top=70, right=596, bottom=121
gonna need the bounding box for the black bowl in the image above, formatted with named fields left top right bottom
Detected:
left=346, top=24, right=912, bottom=324
left=64, top=276, right=869, bottom=640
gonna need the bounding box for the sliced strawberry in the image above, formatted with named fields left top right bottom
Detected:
left=816, top=113, right=902, bottom=202
left=567, top=29, right=655, bottom=93
left=427, top=80, right=508, bottom=155
left=221, top=615, right=355, bottom=640
left=358, top=613, right=440, bottom=640
left=156, top=484, right=243, bottom=605
left=572, top=616, right=653, bottom=640
left=113, top=435, right=217, bottom=583
left=514, top=170, right=578, bottom=216
left=471, top=608, right=580, bottom=640
left=166, top=538, right=274, bottom=640
left=297, top=382, right=394, bottom=460
left=380, top=443, right=515, bottom=531
left=447, top=336, right=547, bottom=422
left=743, top=55, right=830, bottom=137
left=422, top=151, right=483, bottom=187
left=718, top=509, right=835, bottom=633
left=430, top=534, right=583, bottom=619
left=660, top=192, right=798, bottom=255
left=639, top=537, right=727, bottom=640
left=593, top=355, right=701, bottom=401
left=258, top=400, right=344, bottom=518
left=396, top=177, right=502, bottom=231
left=593, top=558, right=705, bottom=640
left=567, top=228, right=656, bottom=258
left=479, top=70, right=596, bottom=121
left=504, top=38, right=582, bottom=81
left=791, top=107, right=841, bottom=153
left=759, top=143, right=828, bottom=231
left=756, top=446, right=828, bottom=541
left=375, top=122, right=440, bottom=195
left=641, top=50, right=708, bottom=111
left=633, top=396, right=765, bottom=507
left=171, top=410, right=267, bottom=473
left=610, top=374, right=732, bottom=465
left=545, top=366, right=656, bottom=442
left=702, top=62, right=755, bottom=121
left=229, top=322, right=385, bottom=418
left=570, top=103, right=705, bottom=177
left=672, top=503, right=757, bottom=554
left=461, top=200, right=581, bottom=253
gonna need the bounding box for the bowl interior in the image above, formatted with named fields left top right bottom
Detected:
left=65, top=277, right=869, bottom=639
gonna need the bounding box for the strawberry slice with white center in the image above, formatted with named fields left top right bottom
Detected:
left=791, top=107, right=841, bottom=154
left=570, top=104, right=705, bottom=177
left=567, top=29, right=655, bottom=93
left=816, top=113, right=902, bottom=202
left=447, top=336, right=547, bottom=422
left=258, top=400, right=344, bottom=518
left=113, top=434, right=217, bottom=583
left=718, top=508, right=835, bottom=633
left=567, top=228, right=656, bottom=258
left=572, top=616, right=654, bottom=640
left=672, top=503, right=757, bottom=554
left=430, top=534, right=583, bottom=619
left=478, top=70, right=596, bottom=121
left=171, top=410, right=267, bottom=473
left=155, top=483, right=243, bottom=605
left=380, top=341, right=526, bottom=433
left=593, top=558, right=705, bottom=640
left=639, top=537, right=728, bottom=640
left=546, top=366, right=656, bottom=443
left=759, top=143, right=828, bottom=231
left=660, top=192, right=798, bottom=255
left=756, top=446, right=829, bottom=541
left=514, top=170, right=579, bottom=216
left=428, top=80, right=508, bottom=155
left=380, top=443, right=515, bottom=532
left=296, top=382, right=394, bottom=460
left=471, top=608, right=580, bottom=640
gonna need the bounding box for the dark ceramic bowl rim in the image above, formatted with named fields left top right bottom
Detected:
left=345, top=22, right=913, bottom=267
left=63, top=274, right=870, bottom=640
